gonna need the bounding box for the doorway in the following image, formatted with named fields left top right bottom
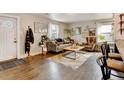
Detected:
left=0, top=16, right=17, bottom=62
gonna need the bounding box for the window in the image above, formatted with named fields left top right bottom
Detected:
left=48, top=23, right=59, bottom=39
left=97, top=23, right=113, bottom=42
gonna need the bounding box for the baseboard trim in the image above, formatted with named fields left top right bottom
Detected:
left=18, top=52, right=42, bottom=59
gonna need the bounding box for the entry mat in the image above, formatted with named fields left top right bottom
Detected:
left=0, top=59, right=25, bottom=71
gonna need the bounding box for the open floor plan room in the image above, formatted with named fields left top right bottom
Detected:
left=0, top=13, right=124, bottom=80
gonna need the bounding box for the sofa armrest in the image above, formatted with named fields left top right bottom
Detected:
left=46, top=42, right=57, bottom=52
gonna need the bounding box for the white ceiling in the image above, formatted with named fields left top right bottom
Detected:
left=43, top=13, right=112, bottom=23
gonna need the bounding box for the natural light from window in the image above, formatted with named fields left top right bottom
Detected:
left=49, top=23, right=59, bottom=39
left=97, top=24, right=113, bottom=42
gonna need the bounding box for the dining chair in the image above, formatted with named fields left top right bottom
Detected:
left=97, top=55, right=111, bottom=80
left=100, top=43, right=124, bottom=78
left=101, top=43, right=122, bottom=61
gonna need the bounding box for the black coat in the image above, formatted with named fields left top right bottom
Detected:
left=25, top=28, right=34, bottom=54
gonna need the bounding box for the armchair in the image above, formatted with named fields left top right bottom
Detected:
left=82, top=36, right=97, bottom=52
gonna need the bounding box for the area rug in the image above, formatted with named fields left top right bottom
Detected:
left=48, top=51, right=101, bottom=70
left=0, top=59, right=25, bottom=71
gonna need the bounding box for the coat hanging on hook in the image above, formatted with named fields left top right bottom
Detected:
left=25, top=26, right=34, bottom=55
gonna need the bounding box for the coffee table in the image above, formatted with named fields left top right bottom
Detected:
left=63, top=45, right=84, bottom=60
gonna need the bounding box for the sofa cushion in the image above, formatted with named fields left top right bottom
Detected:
left=55, top=38, right=64, bottom=42
left=57, top=41, right=64, bottom=45
left=51, top=40, right=57, bottom=45
left=57, top=44, right=71, bottom=50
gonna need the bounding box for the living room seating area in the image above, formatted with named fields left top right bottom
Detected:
left=46, top=36, right=97, bottom=53
left=46, top=38, right=71, bottom=53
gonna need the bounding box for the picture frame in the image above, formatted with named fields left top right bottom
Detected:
left=71, top=27, right=81, bottom=36
left=34, top=22, right=48, bottom=33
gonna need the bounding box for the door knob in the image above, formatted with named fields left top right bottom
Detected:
left=13, top=40, right=17, bottom=43
left=14, top=40, right=17, bottom=43
left=14, top=38, right=17, bottom=43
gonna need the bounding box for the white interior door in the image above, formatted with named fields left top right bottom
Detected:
left=0, top=16, right=17, bottom=61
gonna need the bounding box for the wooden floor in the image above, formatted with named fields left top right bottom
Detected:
left=0, top=52, right=104, bottom=80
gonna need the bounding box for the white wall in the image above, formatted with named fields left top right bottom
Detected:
left=4, top=13, right=67, bottom=58
left=68, top=21, right=96, bottom=36
left=66, top=21, right=96, bottom=43
left=67, top=19, right=112, bottom=43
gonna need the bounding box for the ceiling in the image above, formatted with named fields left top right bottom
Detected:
left=43, top=13, right=113, bottom=23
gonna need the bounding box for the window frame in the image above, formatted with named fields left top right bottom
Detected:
left=96, top=21, right=113, bottom=43
left=48, top=23, right=59, bottom=39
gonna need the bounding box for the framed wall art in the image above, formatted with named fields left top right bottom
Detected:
left=34, top=22, right=48, bottom=34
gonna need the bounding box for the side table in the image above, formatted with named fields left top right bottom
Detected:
left=40, top=45, right=47, bottom=55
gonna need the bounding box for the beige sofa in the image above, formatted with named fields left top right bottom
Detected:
left=46, top=41, right=71, bottom=53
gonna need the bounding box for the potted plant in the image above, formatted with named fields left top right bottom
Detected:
left=39, top=35, right=49, bottom=46
left=98, top=34, right=105, bottom=42
left=39, top=35, right=49, bottom=55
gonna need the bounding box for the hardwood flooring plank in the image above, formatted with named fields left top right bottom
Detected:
left=0, top=53, right=105, bottom=80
